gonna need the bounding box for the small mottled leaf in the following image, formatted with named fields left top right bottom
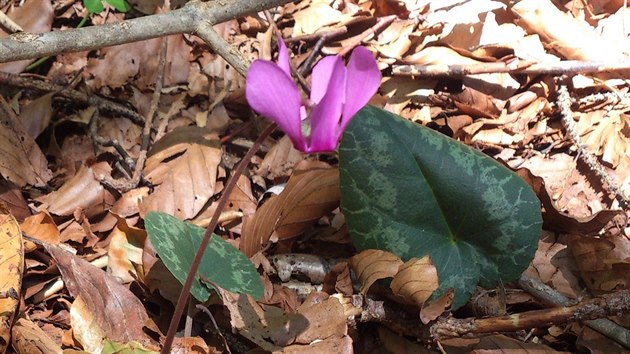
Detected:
left=145, top=212, right=263, bottom=301
left=340, top=105, right=542, bottom=308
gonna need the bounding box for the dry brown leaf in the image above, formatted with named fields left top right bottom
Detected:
left=512, top=0, right=628, bottom=63
left=11, top=315, right=62, bottom=354
left=20, top=211, right=59, bottom=243
left=0, top=180, right=30, bottom=222
left=241, top=168, right=339, bottom=256
left=377, top=326, right=432, bottom=354
left=0, top=203, right=23, bottom=353
left=0, top=97, right=52, bottom=187
left=19, top=93, right=54, bottom=139
left=192, top=175, right=257, bottom=233
left=143, top=259, right=182, bottom=304
left=471, top=128, right=517, bottom=146
left=86, top=35, right=191, bottom=89
left=140, top=126, right=222, bottom=220
left=576, top=325, right=630, bottom=354
left=420, top=288, right=453, bottom=324
left=70, top=295, right=107, bottom=353
left=373, top=19, right=417, bottom=59
left=0, top=0, right=54, bottom=73
left=578, top=111, right=630, bottom=168
left=58, top=216, right=99, bottom=246
left=36, top=162, right=114, bottom=217
left=260, top=274, right=301, bottom=314
left=524, top=232, right=581, bottom=300
left=219, top=287, right=348, bottom=352
left=568, top=234, right=630, bottom=294
left=451, top=86, right=502, bottom=118
left=350, top=249, right=403, bottom=294
left=92, top=186, right=149, bottom=233
left=170, top=336, right=218, bottom=354
left=20, top=211, right=60, bottom=252
left=107, top=215, right=146, bottom=283
left=515, top=166, right=624, bottom=235
left=322, top=262, right=354, bottom=296
left=292, top=1, right=349, bottom=36
left=390, top=256, right=439, bottom=307
left=96, top=117, right=142, bottom=157
left=44, top=243, right=159, bottom=350
left=280, top=335, right=353, bottom=354
left=380, top=76, right=436, bottom=117
left=218, top=289, right=281, bottom=352
left=256, top=136, right=305, bottom=180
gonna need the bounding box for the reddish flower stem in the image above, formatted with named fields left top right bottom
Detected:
left=161, top=123, right=277, bottom=353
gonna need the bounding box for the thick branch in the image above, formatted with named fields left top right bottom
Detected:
left=0, top=0, right=291, bottom=63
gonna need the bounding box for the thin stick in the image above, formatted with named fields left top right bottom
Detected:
left=430, top=290, right=630, bottom=338
left=161, top=123, right=277, bottom=353
left=98, top=38, right=168, bottom=192
left=338, top=15, right=395, bottom=57
left=557, top=83, right=629, bottom=209
left=0, top=10, right=22, bottom=33
left=0, top=71, right=145, bottom=125
left=0, top=0, right=294, bottom=63
left=393, top=60, right=630, bottom=78
left=195, top=21, right=249, bottom=77
left=520, top=273, right=630, bottom=349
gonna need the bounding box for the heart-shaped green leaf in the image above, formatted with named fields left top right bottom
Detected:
left=145, top=212, right=263, bottom=301
left=339, top=105, right=541, bottom=308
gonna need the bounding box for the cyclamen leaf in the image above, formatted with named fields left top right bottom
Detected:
left=145, top=212, right=263, bottom=301
left=83, top=0, right=130, bottom=13
left=339, top=105, right=542, bottom=309
left=105, top=0, right=130, bottom=12
left=83, top=0, right=104, bottom=13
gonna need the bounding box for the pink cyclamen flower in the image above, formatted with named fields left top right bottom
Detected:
left=245, top=40, right=381, bottom=153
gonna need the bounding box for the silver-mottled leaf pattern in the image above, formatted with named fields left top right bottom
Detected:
left=339, top=105, right=542, bottom=309
left=145, top=212, right=263, bottom=301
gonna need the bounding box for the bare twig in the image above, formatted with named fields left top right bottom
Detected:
left=0, top=0, right=294, bottom=63
left=0, top=71, right=145, bottom=125
left=284, top=26, right=348, bottom=44
left=195, top=21, right=249, bottom=77
left=338, top=15, right=395, bottom=57
left=0, top=10, right=22, bottom=33
left=520, top=274, right=630, bottom=349
left=430, top=290, right=630, bottom=339
left=393, top=60, right=630, bottom=78
left=99, top=37, right=168, bottom=192
left=297, top=26, right=348, bottom=75
left=557, top=83, right=630, bottom=209
left=89, top=109, right=135, bottom=179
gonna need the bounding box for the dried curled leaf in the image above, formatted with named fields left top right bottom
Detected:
left=350, top=249, right=403, bottom=294
left=390, top=256, right=439, bottom=306
left=241, top=167, right=339, bottom=256
left=0, top=97, right=52, bottom=187
left=139, top=126, right=222, bottom=220
left=11, top=315, right=62, bottom=354
left=45, top=244, right=158, bottom=350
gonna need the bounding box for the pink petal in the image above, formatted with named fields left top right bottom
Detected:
left=310, top=56, right=340, bottom=104
left=246, top=60, right=306, bottom=151
left=277, top=38, right=291, bottom=78
left=340, top=46, right=381, bottom=132
left=307, top=58, right=347, bottom=152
